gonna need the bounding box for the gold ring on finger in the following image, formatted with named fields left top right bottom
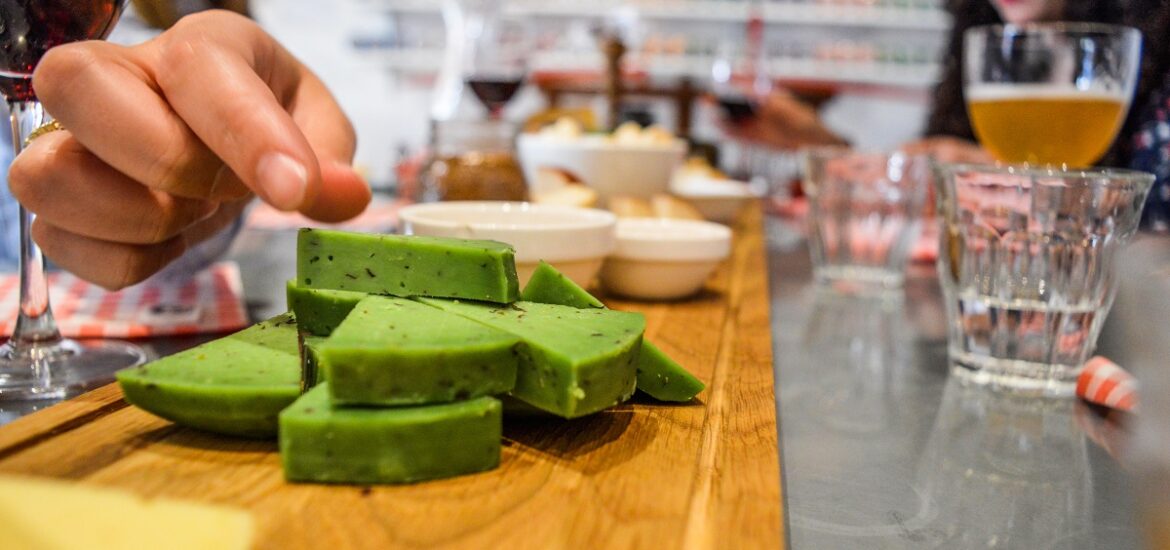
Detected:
left=24, top=119, right=65, bottom=147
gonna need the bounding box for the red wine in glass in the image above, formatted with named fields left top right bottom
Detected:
left=0, top=0, right=126, bottom=101
left=0, top=0, right=147, bottom=402
left=467, top=76, right=523, bottom=119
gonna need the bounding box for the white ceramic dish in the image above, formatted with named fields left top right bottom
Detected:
left=671, top=177, right=757, bottom=224
left=399, top=201, right=617, bottom=287
left=600, top=218, right=733, bottom=300
left=517, top=134, right=687, bottom=206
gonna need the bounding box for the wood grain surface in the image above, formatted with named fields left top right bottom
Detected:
left=0, top=205, right=783, bottom=549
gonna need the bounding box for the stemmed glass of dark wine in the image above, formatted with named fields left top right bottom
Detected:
left=0, top=0, right=148, bottom=400
left=462, top=6, right=529, bottom=120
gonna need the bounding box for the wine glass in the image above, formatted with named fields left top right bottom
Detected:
left=462, top=3, right=529, bottom=121
left=710, top=41, right=761, bottom=126
left=0, top=0, right=148, bottom=400
left=964, top=23, right=1142, bottom=167
left=709, top=37, right=775, bottom=189
left=710, top=4, right=771, bottom=127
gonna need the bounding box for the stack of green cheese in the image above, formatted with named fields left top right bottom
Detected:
left=117, top=228, right=705, bottom=486
left=282, top=229, right=529, bottom=484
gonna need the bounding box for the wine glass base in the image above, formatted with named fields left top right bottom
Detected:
left=0, top=339, right=150, bottom=401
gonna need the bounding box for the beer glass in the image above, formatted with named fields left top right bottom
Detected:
left=964, top=23, right=1141, bottom=166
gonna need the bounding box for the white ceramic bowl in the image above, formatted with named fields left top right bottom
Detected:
left=671, top=178, right=758, bottom=224
left=399, top=201, right=616, bottom=287
left=517, top=134, right=688, bottom=206
left=601, top=218, right=732, bottom=300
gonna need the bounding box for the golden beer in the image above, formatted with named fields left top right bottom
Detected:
left=968, top=86, right=1126, bottom=166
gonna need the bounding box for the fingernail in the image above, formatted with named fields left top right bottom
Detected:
left=256, top=153, right=308, bottom=210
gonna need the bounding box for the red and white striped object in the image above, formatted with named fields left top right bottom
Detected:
left=0, top=262, right=248, bottom=339
left=1076, top=356, right=1139, bottom=412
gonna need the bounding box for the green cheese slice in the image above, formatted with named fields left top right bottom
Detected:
left=520, top=260, right=605, bottom=308
left=319, top=296, right=519, bottom=406
left=633, top=340, right=706, bottom=402
left=225, top=312, right=300, bottom=354
left=286, top=281, right=366, bottom=337
left=116, top=314, right=301, bottom=438
left=520, top=262, right=706, bottom=402
left=279, top=384, right=502, bottom=484
left=299, top=333, right=327, bottom=392
left=296, top=228, right=519, bottom=303
left=417, top=299, right=643, bottom=418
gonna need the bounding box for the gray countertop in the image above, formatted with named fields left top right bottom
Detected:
left=766, top=215, right=1144, bottom=549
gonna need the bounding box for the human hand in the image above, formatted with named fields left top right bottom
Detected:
left=8, top=10, right=371, bottom=290
left=900, top=136, right=994, bottom=165
left=718, top=90, right=848, bottom=149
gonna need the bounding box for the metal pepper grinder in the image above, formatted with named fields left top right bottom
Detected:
left=600, top=33, right=627, bottom=131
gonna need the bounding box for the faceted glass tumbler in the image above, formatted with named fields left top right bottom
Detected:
left=802, top=148, right=931, bottom=293
left=936, top=164, right=1154, bottom=396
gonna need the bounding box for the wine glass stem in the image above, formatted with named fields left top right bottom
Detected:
left=7, top=101, right=62, bottom=352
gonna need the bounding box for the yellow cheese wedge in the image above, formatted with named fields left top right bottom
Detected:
left=0, top=475, right=254, bottom=550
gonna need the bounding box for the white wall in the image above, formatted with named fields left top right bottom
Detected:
left=253, top=0, right=413, bottom=187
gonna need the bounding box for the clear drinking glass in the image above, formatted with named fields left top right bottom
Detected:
left=935, top=164, right=1154, bottom=395
left=801, top=148, right=931, bottom=292
left=0, top=0, right=148, bottom=400
left=964, top=23, right=1142, bottom=166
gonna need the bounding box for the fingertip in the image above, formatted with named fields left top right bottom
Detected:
left=300, top=162, right=371, bottom=223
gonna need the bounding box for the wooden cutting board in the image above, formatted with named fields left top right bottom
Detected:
left=0, top=205, right=782, bottom=549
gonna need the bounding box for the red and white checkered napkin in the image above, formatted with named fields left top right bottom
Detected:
left=0, top=262, right=248, bottom=339
left=246, top=196, right=405, bottom=232
left=1077, top=356, right=1139, bottom=412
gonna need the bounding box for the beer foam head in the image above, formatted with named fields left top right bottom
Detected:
left=967, top=84, right=1128, bottom=103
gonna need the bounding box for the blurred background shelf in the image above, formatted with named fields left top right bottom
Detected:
left=358, top=47, right=940, bottom=89
left=256, top=0, right=950, bottom=189
left=354, top=0, right=949, bottom=31
left=354, top=0, right=946, bottom=86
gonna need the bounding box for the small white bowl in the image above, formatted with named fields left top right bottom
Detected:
left=399, top=202, right=616, bottom=287
left=517, top=134, right=687, bottom=206
left=601, top=218, right=732, bottom=300
left=671, top=177, right=758, bottom=224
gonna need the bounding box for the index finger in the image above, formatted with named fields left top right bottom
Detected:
left=34, top=40, right=251, bottom=202
left=147, top=12, right=323, bottom=210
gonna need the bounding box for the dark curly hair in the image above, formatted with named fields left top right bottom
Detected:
left=924, top=0, right=1170, bottom=166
